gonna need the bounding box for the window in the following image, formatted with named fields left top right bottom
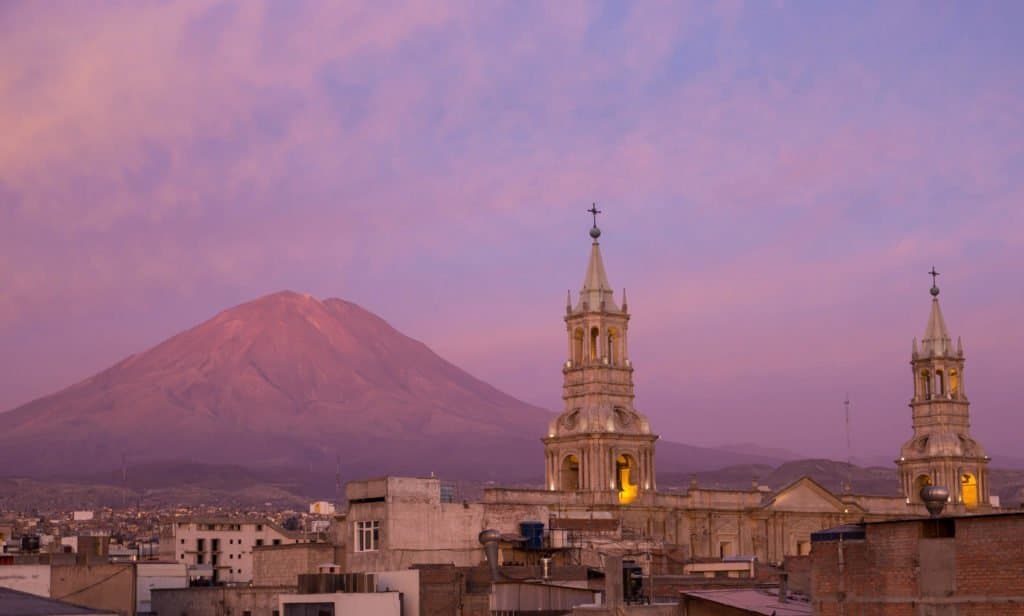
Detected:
left=180, top=538, right=185, bottom=545
left=355, top=520, right=381, bottom=552
left=255, top=539, right=264, bottom=547
left=256, top=524, right=263, bottom=531
left=272, top=539, right=282, bottom=546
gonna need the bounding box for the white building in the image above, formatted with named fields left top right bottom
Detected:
left=172, top=518, right=302, bottom=584
left=309, top=501, right=336, bottom=515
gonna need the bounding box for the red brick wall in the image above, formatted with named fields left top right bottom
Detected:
left=811, top=514, right=1024, bottom=614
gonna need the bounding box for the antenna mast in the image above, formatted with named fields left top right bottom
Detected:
left=843, top=394, right=852, bottom=494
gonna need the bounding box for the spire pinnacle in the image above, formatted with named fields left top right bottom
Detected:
left=921, top=273, right=952, bottom=357
left=587, top=203, right=602, bottom=240
left=572, top=208, right=618, bottom=312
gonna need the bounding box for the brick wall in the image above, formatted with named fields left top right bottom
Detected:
left=811, top=513, right=1024, bottom=615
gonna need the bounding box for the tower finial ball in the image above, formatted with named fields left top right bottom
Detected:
left=590, top=226, right=601, bottom=239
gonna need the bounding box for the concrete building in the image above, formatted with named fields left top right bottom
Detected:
left=810, top=511, right=1024, bottom=615
left=309, top=501, right=336, bottom=515
left=136, top=562, right=187, bottom=614
left=151, top=585, right=291, bottom=616
left=172, top=518, right=301, bottom=584
left=278, top=590, right=401, bottom=616
left=252, top=543, right=338, bottom=586
left=680, top=588, right=811, bottom=615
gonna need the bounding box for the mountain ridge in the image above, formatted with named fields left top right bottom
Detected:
left=1, top=290, right=788, bottom=480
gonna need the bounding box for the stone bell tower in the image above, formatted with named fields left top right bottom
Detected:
left=543, top=208, right=657, bottom=504
left=897, top=269, right=990, bottom=511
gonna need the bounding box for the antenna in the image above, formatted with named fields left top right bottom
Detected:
left=335, top=453, right=342, bottom=507
left=121, top=453, right=128, bottom=509
left=843, top=394, right=852, bottom=494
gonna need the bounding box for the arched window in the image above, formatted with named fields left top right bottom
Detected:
left=914, top=474, right=932, bottom=500
left=560, top=455, right=580, bottom=490
left=935, top=371, right=945, bottom=397
left=949, top=369, right=959, bottom=397
left=572, top=328, right=584, bottom=365
left=590, top=327, right=600, bottom=362
left=920, top=370, right=931, bottom=399
left=960, top=472, right=978, bottom=509
left=607, top=328, right=618, bottom=365
left=616, top=454, right=638, bottom=505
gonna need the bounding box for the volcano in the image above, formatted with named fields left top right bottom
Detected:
left=0, top=291, right=553, bottom=479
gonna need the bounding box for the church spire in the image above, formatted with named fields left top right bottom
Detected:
left=577, top=204, right=618, bottom=312
left=898, top=268, right=989, bottom=511
left=546, top=209, right=656, bottom=503
left=921, top=267, right=951, bottom=357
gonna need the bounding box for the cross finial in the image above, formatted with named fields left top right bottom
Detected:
left=929, top=266, right=940, bottom=297
left=588, top=203, right=601, bottom=227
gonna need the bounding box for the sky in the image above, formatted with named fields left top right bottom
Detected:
left=1, top=1, right=1022, bottom=461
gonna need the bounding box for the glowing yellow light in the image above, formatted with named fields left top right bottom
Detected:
left=616, top=455, right=638, bottom=505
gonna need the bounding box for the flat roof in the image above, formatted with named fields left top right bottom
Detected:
left=864, top=510, right=1024, bottom=525
left=682, top=588, right=811, bottom=615
left=810, top=524, right=866, bottom=542
left=0, top=586, right=118, bottom=616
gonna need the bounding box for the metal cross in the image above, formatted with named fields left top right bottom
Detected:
left=929, top=266, right=940, bottom=287
left=588, top=203, right=602, bottom=227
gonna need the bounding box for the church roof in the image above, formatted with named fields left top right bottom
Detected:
left=920, top=296, right=952, bottom=357
left=576, top=231, right=619, bottom=312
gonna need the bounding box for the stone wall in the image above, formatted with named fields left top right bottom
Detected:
left=151, top=585, right=291, bottom=616
left=51, top=563, right=135, bottom=616
left=252, top=542, right=334, bottom=586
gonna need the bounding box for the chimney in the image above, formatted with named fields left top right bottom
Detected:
left=921, top=486, right=950, bottom=517
left=478, top=529, right=502, bottom=582
left=604, top=555, right=623, bottom=607
left=778, top=572, right=788, bottom=603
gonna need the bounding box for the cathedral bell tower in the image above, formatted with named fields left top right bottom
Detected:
left=897, top=269, right=990, bottom=511
left=543, top=208, right=657, bottom=504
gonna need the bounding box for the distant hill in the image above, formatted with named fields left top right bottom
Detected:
left=0, top=290, right=784, bottom=485
left=0, top=291, right=554, bottom=478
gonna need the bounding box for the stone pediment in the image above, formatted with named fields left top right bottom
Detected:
left=762, top=477, right=849, bottom=513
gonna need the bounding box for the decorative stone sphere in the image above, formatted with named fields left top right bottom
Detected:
left=920, top=485, right=950, bottom=517
left=590, top=226, right=601, bottom=239
left=930, top=285, right=940, bottom=297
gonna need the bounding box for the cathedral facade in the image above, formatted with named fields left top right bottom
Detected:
left=340, top=218, right=997, bottom=574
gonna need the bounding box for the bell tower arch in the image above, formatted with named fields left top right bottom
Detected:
left=543, top=208, right=658, bottom=504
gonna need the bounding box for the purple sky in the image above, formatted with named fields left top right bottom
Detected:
left=2, top=2, right=1022, bottom=461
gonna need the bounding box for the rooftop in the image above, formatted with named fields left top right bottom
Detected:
left=681, top=588, right=811, bottom=615
left=0, top=586, right=118, bottom=616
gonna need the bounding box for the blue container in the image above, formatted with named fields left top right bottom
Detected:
left=520, top=521, right=545, bottom=550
